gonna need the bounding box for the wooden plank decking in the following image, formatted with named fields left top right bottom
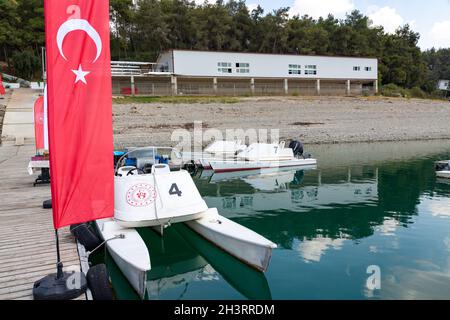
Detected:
left=0, top=142, right=85, bottom=300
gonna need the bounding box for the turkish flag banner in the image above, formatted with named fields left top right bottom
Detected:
left=33, top=96, right=45, bottom=151
left=44, top=0, right=114, bottom=229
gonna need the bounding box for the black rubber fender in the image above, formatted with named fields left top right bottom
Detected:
left=43, top=199, right=52, bottom=209
left=86, top=264, right=115, bottom=300
left=70, top=223, right=102, bottom=252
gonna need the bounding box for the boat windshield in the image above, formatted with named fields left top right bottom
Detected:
left=115, top=146, right=183, bottom=174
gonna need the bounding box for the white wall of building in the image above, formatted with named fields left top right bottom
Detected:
left=158, top=50, right=378, bottom=80
left=438, top=80, right=450, bottom=90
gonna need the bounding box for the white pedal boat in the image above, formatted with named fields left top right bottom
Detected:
left=97, top=149, right=277, bottom=298
left=210, top=141, right=317, bottom=173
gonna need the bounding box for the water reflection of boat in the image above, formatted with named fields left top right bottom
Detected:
left=437, top=177, right=450, bottom=185
left=105, top=226, right=272, bottom=300
left=175, top=224, right=272, bottom=300
left=193, top=166, right=383, bottom=251
left=200, top=168, right=378, bottom=214
left=139, top=228, right=210, bottom=299
left=208, top=165, right=316, bottom=185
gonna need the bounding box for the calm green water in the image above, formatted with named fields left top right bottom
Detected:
left=92, top=140, right=450, bottom=300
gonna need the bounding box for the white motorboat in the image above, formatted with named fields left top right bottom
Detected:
left=435, top=160, right=450, bottom=179
left=210, top=141, right=317, bottom=173
left=182, top=140, right=246, bottom=170
left=96, top=147, right=277, bottom=297
left=95, top=218, right=150, bottom=299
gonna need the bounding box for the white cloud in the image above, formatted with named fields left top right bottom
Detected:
left=297, top=236, right=346, bottom=263
left=247, top=3, right=259, bottom=12
left=375, top=217, right=400, bottom=236
left=193, top=0, right=216, bottom=5
left=368, top=6, right=404, bottom=34
left=428, top=20, right=450, bottom=49
left=424, top=196, right=450, bottom=218
left=289, top=0, right=354, bottom=19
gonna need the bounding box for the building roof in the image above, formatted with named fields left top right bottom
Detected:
left=162, top=49, right=378, bottom=61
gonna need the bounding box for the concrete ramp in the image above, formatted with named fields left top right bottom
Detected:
left=1, top=89, right=39, bottom=143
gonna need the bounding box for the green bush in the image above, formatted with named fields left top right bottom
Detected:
left=408, top=87, right=427, bottom=99
left=381, top=84, right=406, bottom=97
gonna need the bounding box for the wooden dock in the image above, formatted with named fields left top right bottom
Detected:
left=0, top=143, right=85, bottom=300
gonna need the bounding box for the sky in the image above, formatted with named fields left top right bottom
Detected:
left=195, top=0, right=450, bottom=50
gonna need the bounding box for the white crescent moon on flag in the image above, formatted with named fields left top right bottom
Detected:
left=56, top=19, right=102, bottom=63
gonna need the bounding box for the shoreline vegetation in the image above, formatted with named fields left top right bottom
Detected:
left=112, top=92, right=448, bottom=105
left=113, top=96, right=242, bottom=104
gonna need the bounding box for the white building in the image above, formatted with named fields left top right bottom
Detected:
left=112, top=49, right=378, bottom=96
left=438, top=79, right=450, bottom=91
left=157, top=49, right=378, bottom=81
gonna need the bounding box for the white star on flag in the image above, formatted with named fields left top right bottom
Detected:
left=72, top=65, right=90, bottom=84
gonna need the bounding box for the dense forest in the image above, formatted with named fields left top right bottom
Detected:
left=1, top=0, right=449, bottom=95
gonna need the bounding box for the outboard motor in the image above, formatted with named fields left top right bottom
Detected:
left=436, top=161, right=450, bottom=171
left=289, top=140, right=304, bottom=158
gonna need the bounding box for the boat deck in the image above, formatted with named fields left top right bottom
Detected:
left=0, top=143, right=85, bottom=300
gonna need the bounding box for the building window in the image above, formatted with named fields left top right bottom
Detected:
left=289, top=64, right=301, bottom=75
left=353, top=66, right=361, bottom=71
left=304, top=65, right=317, bottom=75
left=218, top=62, right=232, bottom=74
left=365, top=67, right=372, bottom=71
left=236, top=63, right=250, bottom=74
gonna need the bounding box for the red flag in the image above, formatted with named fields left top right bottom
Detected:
left=33, top=97, right=45, bottom=150
left=44, top=0, right=114, bottom=229
left=0, top=75, right=5, bottom=96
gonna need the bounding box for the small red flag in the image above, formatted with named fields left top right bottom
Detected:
left=0, top=75, right=5, bottom=96
left=44, top=0, right=114, bottom=229
left=33, top=97, right=45, bottom=151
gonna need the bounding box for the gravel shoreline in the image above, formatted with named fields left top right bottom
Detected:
left=112, top=96, right=450, bottom=148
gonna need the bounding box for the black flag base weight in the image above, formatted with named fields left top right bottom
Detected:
left=33, top=262, right=87, bottom=300
left=33, top=230, right=87, bottom=300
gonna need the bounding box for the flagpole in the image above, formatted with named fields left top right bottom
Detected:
left=55, top=229, right=63, bottom=279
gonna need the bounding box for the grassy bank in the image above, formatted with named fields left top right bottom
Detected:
left=380, top=84, right=448, bottom=100
left=113, top=96, right=241, bottom=105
